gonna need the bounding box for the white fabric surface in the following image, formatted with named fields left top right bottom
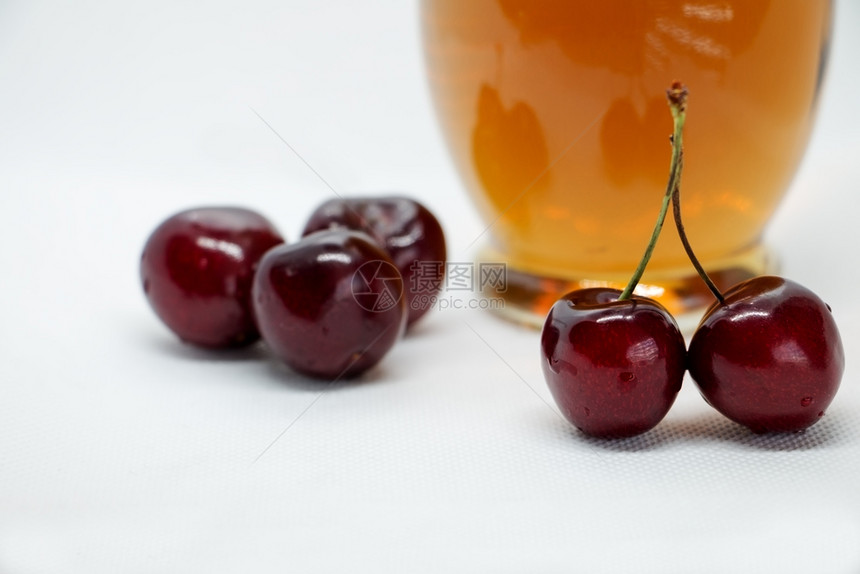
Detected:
left=1, top=1, right=859, bottom=572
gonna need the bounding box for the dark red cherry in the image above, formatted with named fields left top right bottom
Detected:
left=141, top=206, right=284, bottom=348
left=540, top=288, right=686, bottom=438
left=252, top=229, right=407, bottom=380
left=302, top=196, right=446, bottom=326
left=688, top=276, right=844, bottom=434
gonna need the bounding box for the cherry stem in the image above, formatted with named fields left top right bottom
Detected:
left=618, top=82, right=688, bottom=301
left=671, top=178, right=725, bottom=304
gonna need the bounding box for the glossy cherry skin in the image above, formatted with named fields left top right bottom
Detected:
left=141, top=207, right=284, bottom=348
left=540, top=288, right=686, bottom=438
left=252, top=230, right=407, bottom=380
left=688, top=276, right=844, bottom=434
left=302, top=196, right=446, bottom=326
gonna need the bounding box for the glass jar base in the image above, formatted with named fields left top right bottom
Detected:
left=480, top=244, right=779, bottom=332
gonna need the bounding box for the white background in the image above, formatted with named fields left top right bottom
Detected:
left=1, top=1, right=859, bottom=572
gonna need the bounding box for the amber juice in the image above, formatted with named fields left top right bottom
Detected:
left=422, top=0, right=831, bottom=319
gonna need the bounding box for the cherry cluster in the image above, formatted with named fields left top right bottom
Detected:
left=140, top=197, right=446, bottom=379
left=540, top=83, right=845, bottom=438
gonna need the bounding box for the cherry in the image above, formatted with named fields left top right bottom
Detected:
left=302, top=196, right=446, bottom=326
left=539, top=83, right=689, bottom=438
left=687, top=278, right=844, bottom=433
left=252, top=229, right=407, bottom=380
left=141, top=206, right=284, bottom=348
left=541, top=289, right=685, bottom=438
left=665, top=93, right=845, bottom=434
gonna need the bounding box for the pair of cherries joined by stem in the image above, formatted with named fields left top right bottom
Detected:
left=540, top=83, right=845, bottom=438
left=140, top=196, right=446, bottom=379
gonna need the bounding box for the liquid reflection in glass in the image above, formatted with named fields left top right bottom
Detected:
left=423, top=0, right=832, bottom=324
